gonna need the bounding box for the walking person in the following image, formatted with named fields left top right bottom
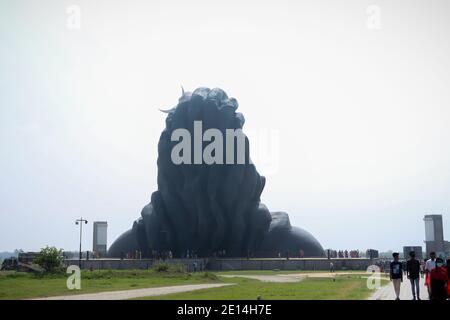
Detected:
left=406, top=251, right=421, bottom=300
left=429, top=258, right=448, bottom=301
left=424, top=252, right=437, bottom=299
left=446, top=258, right=450, bottom=298
left=390, top=252, right=403, bottom=300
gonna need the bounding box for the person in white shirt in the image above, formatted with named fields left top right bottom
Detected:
left=424, top=252, right=436, bottom=298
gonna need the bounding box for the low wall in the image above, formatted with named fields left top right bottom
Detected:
left=208, top=258, right=375, bottom=271
left=64, top=258, right=376, bottom=271
left=64, top=258, right=208, bottom=272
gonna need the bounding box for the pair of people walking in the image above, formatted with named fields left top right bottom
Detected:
left=390, top=251, right=422, bottom=300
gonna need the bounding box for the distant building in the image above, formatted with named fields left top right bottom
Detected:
left=93, top=221, right=108, bottom=258
left=424, top=214, right=449, bottom=258
left=17, top=252, right=39, bottom=264
left=378, top=250, right=394, bottom=259
left=403, top=246, right=423, bottom=260
left=366, top=249, right=379, bottom=259
left=63, top=251, right=93, bottom=260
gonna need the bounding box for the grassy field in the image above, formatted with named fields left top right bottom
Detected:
left=0, top=269, right=388, bottom=300
left=0, top=269, right=219, bottom=300
left=142, top=274, right=388, bottom=300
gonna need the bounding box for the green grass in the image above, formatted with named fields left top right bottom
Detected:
left=0, top=270, right=388, bottom=300
left=0, top=269, right=220, bottom=300
left=141, top=274, right=389, bottom=300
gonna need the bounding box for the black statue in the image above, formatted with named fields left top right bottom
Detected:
left=108, top=87, right=324, bottom=258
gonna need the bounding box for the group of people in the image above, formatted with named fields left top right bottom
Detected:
left=390, top=251, right=450, bottom=300
left=328, top=249, right=360, bottom=259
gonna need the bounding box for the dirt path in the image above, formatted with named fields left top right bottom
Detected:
left=32, top=283, right=235, bottom=300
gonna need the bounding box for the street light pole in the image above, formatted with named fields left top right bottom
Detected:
left=75, top=218, right=88, bottom=268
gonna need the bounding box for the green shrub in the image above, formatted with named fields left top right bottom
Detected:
left=153, top=262, right=170, bottom=272
left=33, top=246, right=64, bottom=274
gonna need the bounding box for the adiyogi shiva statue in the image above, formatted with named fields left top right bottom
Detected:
left=108, top=87, right=325, bottom=258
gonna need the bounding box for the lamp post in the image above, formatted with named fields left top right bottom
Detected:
left=75, top=218, right=88, bottom=268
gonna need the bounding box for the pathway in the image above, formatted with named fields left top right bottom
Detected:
left=32, top=283, right=235, bottom=300
left=369, top=278, right=429, bottom=300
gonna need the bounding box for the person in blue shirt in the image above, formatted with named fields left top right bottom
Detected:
left=390, top=252, right=403, bottom=300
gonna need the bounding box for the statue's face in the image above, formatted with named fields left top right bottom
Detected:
left=153, top=88, right=270, bottom=255
left=159, top=87, right=259, bottom=195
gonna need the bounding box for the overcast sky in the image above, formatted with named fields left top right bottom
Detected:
left=1, top=0, right=449, bottom=253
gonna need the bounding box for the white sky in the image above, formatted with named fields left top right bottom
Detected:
left=1, top=0, right=449, bottom=253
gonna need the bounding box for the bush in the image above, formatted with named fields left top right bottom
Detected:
left=34, top=246, right=64, bottom=274
left=153, top=262, right=170, bottom=272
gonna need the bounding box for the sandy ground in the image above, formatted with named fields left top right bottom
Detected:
left=32, top=283, right=235, bottom=300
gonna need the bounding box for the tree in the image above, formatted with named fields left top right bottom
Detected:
left=34, top=246, right=64, bottom=273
